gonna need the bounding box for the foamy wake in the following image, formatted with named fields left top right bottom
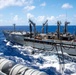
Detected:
left=5, top=41, right=76, bottom=75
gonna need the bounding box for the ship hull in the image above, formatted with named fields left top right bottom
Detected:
left=3, top=30, right=25, bottom=45
left=3, top=30, right=76, bottom=56
left=24, top=38, right=76, bottom=55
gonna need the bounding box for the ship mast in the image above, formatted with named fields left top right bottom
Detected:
left=64, top=10, right=70, bottom=34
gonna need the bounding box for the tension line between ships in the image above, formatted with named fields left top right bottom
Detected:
left=3, top=19, right=76, bottom=56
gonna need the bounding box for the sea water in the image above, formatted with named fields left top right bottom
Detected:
left=0, top=26, right=76, bottom=75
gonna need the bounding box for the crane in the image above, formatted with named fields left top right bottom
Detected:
left=42, top=20, right=48, bottom=33
left=29, top=19, right=36, bottom=38
left=57, top=21, right=61, bottom=39
left=64, top=21, right=70, bottom=34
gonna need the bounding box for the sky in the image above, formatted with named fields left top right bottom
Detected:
left=0, top=0, right=76, bottom=26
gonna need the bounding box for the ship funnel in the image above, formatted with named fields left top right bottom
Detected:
left=57, top=21, right=61, bottom=39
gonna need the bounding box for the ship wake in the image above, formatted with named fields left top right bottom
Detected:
left=1, top=41, right=76, bottom=75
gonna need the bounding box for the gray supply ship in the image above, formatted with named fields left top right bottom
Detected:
left=3, top=19, right=76, bottom=55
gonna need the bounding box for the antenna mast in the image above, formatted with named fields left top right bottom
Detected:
left=66, top=10, right=67, bottom=21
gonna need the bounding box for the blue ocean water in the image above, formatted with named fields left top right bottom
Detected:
left=0, top=25, right=76, bottom=33
left=0, top=25, right=76, bottom=75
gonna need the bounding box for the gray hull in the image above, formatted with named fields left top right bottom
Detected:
left=3, top=30, right=25, bottom=45
left=3, top=30, right=76, bottom=56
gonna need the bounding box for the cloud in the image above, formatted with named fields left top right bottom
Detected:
left=47, top=14, right=69, bottom=24
left=26, top=14, right=55, bottom=24
left=56, top=14, right=67, bottom=23
left=6, top=14, right=26, bottom=25
left=24, top=5, right=35, bottom=11
left=26, top=13, right=74, bottom=25
left=56, top=14, right=66, bottom=20
left=26, top=14, right=46, bottom=23
left=13, top=15, right=24, bottom=24
left=40, top=2, right=46, bottom=7
left=27, top=13, right=34, bottom=19
left=47, top=16, right=55, bottom=21
left=36, top=16, right=45, bottom=22
left=13, top=15, right=19, bottom=21
left=0, top=0, right=33, bottom=9
left=47, top=16, right=57, bottom=24
left=62, top=3, right=73, bottom=9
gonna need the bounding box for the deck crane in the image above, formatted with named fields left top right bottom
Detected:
left=57, top=21, right=61, bottom=39
left=64, top=21, right=70, bottom=34
left=29, top=19, right=36, bottom=38
left=42, top=20, right=48, bottom=33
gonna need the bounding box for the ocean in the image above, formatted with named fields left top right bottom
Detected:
left=0, top=25, right=76, bottom=33
left=0, top=26, right=76, bottom=75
